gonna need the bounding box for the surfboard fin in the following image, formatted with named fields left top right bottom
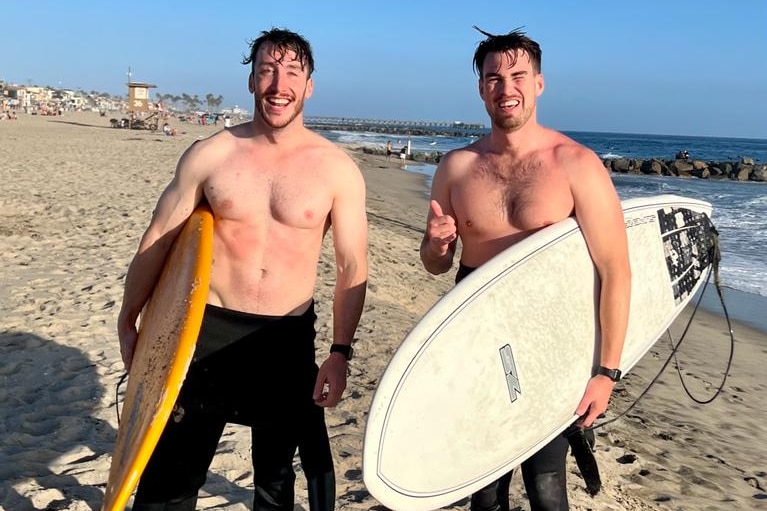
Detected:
left=566, top=427, right=601, bottom=496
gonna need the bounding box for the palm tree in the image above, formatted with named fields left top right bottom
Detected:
left=180, top=93, right=193, bottom=112
left=205, top=93, right=224, bottom=112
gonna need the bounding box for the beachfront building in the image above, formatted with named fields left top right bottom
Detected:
left=23, top=86, right=53, bottom=105
left=0, top=82, right=21, bottom=112
left=0, top=82, right=126, bottom=115
left=93, top=94, right=123, bottom=113
left=56, top=89, right=86, bottom=110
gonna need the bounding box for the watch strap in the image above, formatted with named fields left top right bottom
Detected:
left=596, top=366, right=622, bottom=382
left=330, top=343, right=353, bottom=360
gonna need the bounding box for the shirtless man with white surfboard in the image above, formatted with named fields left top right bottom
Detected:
left=420, top=27, right=631, bottom=511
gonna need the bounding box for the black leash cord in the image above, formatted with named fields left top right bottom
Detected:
left=115, top=372, right=128, bottom=426
left=591, top=221, right=735, bottom=431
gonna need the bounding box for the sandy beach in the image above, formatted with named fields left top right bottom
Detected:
left=1, top=112, right=765, bottom=511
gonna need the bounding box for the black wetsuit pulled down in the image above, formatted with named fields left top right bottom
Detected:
left=132, top=302, right=334, bottom=511
left=456, top=263, right=570, bottom=511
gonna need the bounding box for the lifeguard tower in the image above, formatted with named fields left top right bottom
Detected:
left=126, top=78, right=157, bottom=129
left=128, top=82, right=156, bottom=112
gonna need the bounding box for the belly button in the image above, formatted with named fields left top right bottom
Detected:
left=466, top=220, right=473, bottom=227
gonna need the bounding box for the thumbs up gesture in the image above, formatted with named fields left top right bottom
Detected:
left=426, top=200, right=457, bottom=256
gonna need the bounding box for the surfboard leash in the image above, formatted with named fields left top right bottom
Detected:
left=590, top=218, right=735, bottom=430
left=668, top=221, right=735, bottom=405
left=115, top=371, right=128, bottom=426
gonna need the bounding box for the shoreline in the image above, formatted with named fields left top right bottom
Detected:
left=698, top=284, right=767, bottom=334
left=1, top=112, right=765, bottom=510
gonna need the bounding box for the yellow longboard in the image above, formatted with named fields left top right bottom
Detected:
left=102, top=205, right=214, bottom=511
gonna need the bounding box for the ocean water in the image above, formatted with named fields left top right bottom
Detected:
left=566, top=131, right=767, bottom=163
left=320, top=128, right=767, bottom=330
left=324, top=129, right=767, bottom=163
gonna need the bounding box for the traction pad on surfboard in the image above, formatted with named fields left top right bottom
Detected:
left=658, top=207, right=716, bottom=305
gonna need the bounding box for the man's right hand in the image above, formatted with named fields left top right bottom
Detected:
left=117, top=316, right=138, bottom=372
left=426, top=200, right=457, bottom=256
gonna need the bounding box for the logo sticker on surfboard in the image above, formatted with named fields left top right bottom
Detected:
left=499, top=344, right=521, bottom=403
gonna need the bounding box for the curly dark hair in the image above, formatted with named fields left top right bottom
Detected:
left=242, top=28, right=315, bottom=76
left=472, top=26, right=542, bottom=77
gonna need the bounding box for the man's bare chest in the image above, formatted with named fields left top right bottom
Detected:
left=204, top=166, right=333, bottom=229
left=453, top=158, right=573, bottom=233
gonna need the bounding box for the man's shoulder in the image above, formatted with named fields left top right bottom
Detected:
left=429, top=148, right=476, bottom=189
left=304, top=131, right=361, bottom=171
left=308, top=138, right=365, bottom=197
left=439, top=140, right=484, bottom=169
left=307, top=129, right=349, bottom=155
left=188, top=125, right=240, bottom=152
left=178, top=129, right=220, bottom=157
left=547, top=131, right=601, bottom=170
left=541, top=133, right=610, bottom=186
left=176, top=127, right=244, bottom=176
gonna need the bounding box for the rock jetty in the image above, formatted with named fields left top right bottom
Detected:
left=359, top=146, right=766, bottom=183
left=603, top=156, right=767, bottom=182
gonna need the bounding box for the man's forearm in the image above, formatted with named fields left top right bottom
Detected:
left=332, top=280, right=366, bottom=346
left=597, top=272, right=631, bottom=368
left=118, top=232, right=178, bottom=328
left=331, top=253, right=368, bottom=346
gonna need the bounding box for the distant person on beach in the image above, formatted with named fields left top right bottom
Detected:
left=386, top=140, right=393, bottom=160
left=162, top=122, right=176, bottom=136
left=420, top=27, right=631, bottom=510
left=399, top=145, right=407, bottom=166
left=118, top=27, right=368, bottom=511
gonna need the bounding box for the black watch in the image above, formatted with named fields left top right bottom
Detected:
left=596, top=366, right=622, bottom=382
left=330, top=343, right=353, bottom=361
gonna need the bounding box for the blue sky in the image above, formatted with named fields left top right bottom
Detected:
left=2, top=1, right=765, bottom=138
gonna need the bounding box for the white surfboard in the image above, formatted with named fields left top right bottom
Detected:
left=363, top=195, right=715, bottom=511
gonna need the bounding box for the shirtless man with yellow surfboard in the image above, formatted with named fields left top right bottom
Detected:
left=106, top=28, right=368, bottom=511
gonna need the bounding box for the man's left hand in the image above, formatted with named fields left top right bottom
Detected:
left=574, top=375, right=615, bottom=427
left=313, top=353, right=348, bottom=407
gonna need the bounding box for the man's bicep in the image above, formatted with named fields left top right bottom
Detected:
left=140, top=151, right=206, bottom=249
left=331, top=168, right=368, bottom=265
left=573, top=160, right=627, bottom=269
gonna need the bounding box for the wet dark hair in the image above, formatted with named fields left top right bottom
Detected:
left=242, top=28, right=315, bottom=76
left=472, top=26, right=542, bottom=77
